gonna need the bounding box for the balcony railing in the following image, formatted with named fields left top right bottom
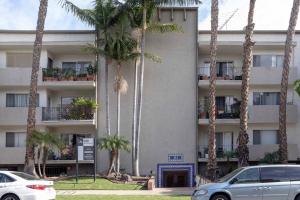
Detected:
left=198, top=66, right=242, bottom=80
left=198, top=145, right=237, bottom=159
left=42, top=67, right=96, bottom=82
left=42, top=107, right=94, bottom=121
left=48, top=145, right=75, bottom=161
left=198, top=98, right=240, bottom=119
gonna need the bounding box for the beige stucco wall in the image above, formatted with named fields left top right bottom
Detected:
left=97, top=8, right=198, bottom=175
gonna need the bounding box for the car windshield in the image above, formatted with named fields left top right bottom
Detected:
left=10, top=172, right=40, bottom=180
left=217, top=167, right=244, bottom=182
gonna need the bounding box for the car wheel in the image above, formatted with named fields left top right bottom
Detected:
left=211, top=194, right=229, bottom=200
left=1, top=194, right=20, bottom=200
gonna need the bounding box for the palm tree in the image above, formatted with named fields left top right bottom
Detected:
left=237, top=0, right=256, bottom=167
left=61, top=0, right=120, bottom=136
left=279, top=0, right=300, bottom=163
left=98, top=135, right=130, bottom=175
left=24, top=0, right=48, bottom=176
left=207, top=0, right=218, bottom=182
left=28, top=130, right=62, bottom=178
left=126, top=0, right=200, bottom=177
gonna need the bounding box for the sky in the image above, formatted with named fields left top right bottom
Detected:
left=0, top=0, right=298, bottom=30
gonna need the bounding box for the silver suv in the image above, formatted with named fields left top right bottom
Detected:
left=192, top=165, right=300, bottom=200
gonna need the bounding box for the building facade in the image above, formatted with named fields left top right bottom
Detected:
left=0, top=7, right=300, bottom=187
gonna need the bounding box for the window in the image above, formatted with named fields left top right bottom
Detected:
left=62, top=61, right=92, bottom=75
left=261, top=167, right=287, bottom=182
left=6, top=132, right=26, bottom=147
left=253, top=92, right=280, bottom=105
left=253, top=130, right=279, bottom=145
left=0, top=174, right=15, bottom=183
left=6, top=94, right=39, bottom=107
left=6, top=52, right=32, bottom=68
left=233, top=168, right=260, bottom=184
left=287, top=167, right=300, bottom=181
left=202, top=62, right=234, bottom=77
left=253, top=55, right=284, bottom=67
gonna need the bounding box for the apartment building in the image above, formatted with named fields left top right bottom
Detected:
left=197, top=31, right=300, bottom=176
left=1, top=6, right=300, bottom=188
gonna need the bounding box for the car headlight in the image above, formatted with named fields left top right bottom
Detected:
left=193, top=189, right=208, bottom=196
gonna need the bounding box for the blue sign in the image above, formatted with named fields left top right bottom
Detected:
left=168, top=153, right=184, bottom=162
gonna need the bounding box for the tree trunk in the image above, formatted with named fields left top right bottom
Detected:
left=42, top=147, right=48, bottom=178
left=116, top=64, right=121, bottom=173
left=279, top=0, right=300, bottom=163
left=37, top=147, right=42, bottom=178
left=135, top=6, right=147, bottom=178
left=24, top=0, right=48, bottom=176
left=105, top=57, right=111, bottom=136
left=237, top=0, right=256, bottom=167
left=132, top=29, right=142, bottom=176
left=207, top=0, right=218, bottom=182
left=108, top=150, right=117, bottom=175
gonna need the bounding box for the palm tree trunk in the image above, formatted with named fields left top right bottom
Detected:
left=116, top=64, right=121, bottom=173
left=207, top=0, right=218, bottom=182
left=108, top=150, right=117, bottom=175
left=105, top=57, right=111, bottom=136
left=135, top=6, right=147, bottom=178
left=237, top=0, right=256, bottom=167
left=42, top=147, right=48, bottom=178
left=279, top=0, right=300, bottom=163
left=37, top=147, right=42, bottom=178
left=132, top=29, right=142, bottom=176
left=24, top=0, right=48, bottom=176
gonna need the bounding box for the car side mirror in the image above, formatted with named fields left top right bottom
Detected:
left=229, top=178, right=238, bottom=184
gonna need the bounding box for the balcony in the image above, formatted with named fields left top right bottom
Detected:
left=248, top=104, right=297, bottom=124
left=0, top=67, right=34, bottom=87
left=198, top=66, right=242, bottom=89
left=249, top=144, right=298, bottom=161
left=250, top=67, right=297, bottom=86
left=198, top=97, right=240, bottom=125
left=198, top=145, right=238, bottom=162
left=41, top=106, right=95, bottom=126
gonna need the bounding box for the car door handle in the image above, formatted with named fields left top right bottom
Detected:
left=255, top=187, right=264, bottom=190
left=263, top=187, right=271, bottom=190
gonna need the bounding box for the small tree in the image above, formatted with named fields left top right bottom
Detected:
left=98, top=135, right=130, bottom=176
left=28, top=130, right=62, bottom=178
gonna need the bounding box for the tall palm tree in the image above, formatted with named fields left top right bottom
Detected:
left=126, top=0, right=200, bottom=177
left=24, top=0, right=48, bottom=176
left=279, top=0, right=300, bottom=163
left=98, top=135, right=130, bottom=175
left=207, top=0, right=218, bottom=182
left=237, top=0, right=256, bottom=167
left=61, top=0, right=119, bottom=136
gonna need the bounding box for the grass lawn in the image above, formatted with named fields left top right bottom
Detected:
left=56, top=196, right=189, bottom=200
left=54, top=177, right=144, bottom=190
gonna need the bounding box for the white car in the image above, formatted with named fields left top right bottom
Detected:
left=0, top=171, right=56, bottom=200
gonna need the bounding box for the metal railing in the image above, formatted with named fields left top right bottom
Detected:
left=198, top=145, right=237, bottom=159
left=198, top=98, right=240, bottom=119
left=42, top=106, right=94, bottom=121
left=42, top=67, right=96, bottom=81
left=198, top=66, right=242, bottom=80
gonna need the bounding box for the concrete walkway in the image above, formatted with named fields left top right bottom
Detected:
left=57, top=188, right=195, bottom=196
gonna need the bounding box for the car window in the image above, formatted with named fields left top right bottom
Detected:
left=261, top=167, right=288, bottom=182
left=286, top=167, right=300, bottom=181
left=218, top=168, right=244, bottom=182
left=10, top=172, right=40, bottom=180
left=0, top=174, right=15, bottom=183
left=233, top=168, right=260, bottom=184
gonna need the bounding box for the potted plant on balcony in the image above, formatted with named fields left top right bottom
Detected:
left=77, top=73, right=88, bottom=81
left=87, top=64, right=96, bottom=81
left=43, top=68, right=57, bottom=81
left=69, top=97, right=97, bottom=120
left=62, top=70, right=75, bottom=81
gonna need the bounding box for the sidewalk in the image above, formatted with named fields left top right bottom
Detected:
left=57, top=187, right=195, bottom=196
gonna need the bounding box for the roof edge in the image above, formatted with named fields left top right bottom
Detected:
left=0, top=30, right=95, bottom=34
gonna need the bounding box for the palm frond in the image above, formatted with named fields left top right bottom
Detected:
left=294, top=79, right=300, bottom=97
left=147, top=23, right=183, bottom=33
left=144, top=53, right=162, bottom=63
left=82, top=43, right=107, bottom=56
left=59, top=0, right=96, bottom=27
